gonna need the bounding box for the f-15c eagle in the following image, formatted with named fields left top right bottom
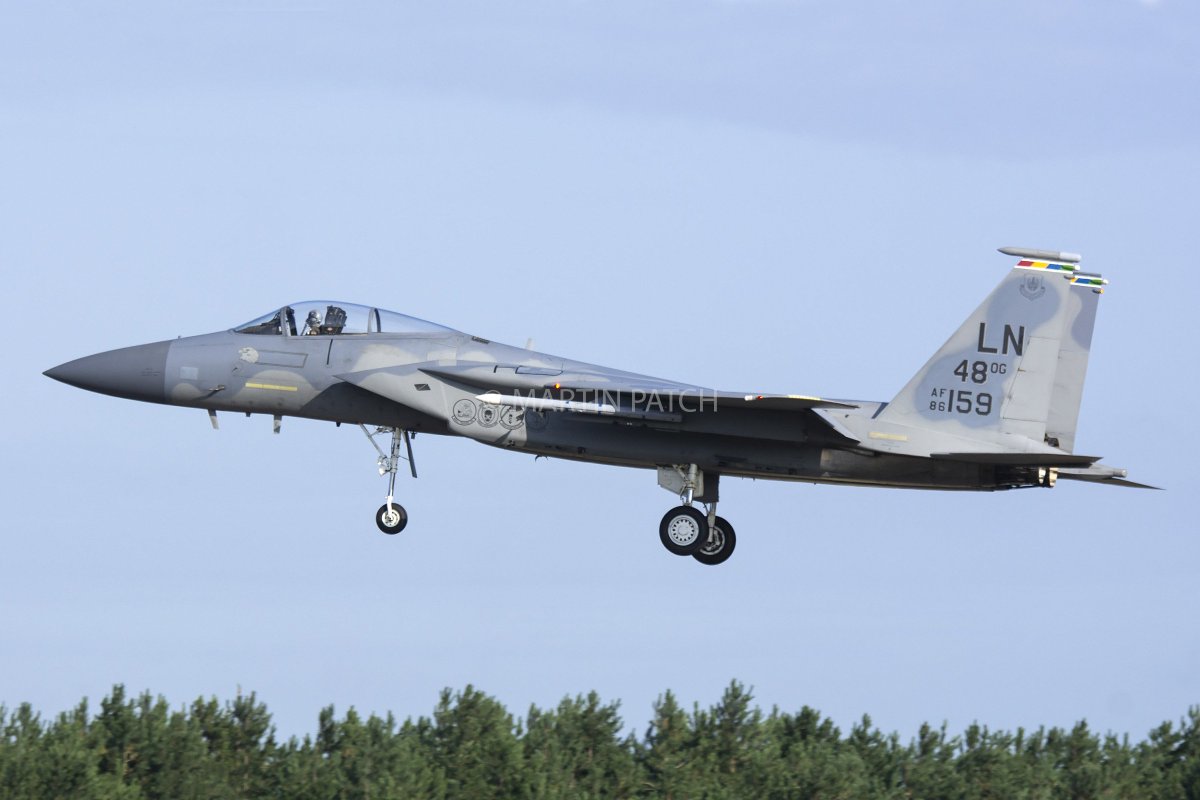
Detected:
left=45, top=247, right=1151, bottom=565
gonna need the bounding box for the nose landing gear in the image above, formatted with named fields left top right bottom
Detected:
left=376, top=502, right=408, bottom=535
left=361, top=425, right=416, bottom=535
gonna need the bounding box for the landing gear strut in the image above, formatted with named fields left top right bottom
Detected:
left=693, top=514, right=736, bottom=566
left=656, top=465, right=738, bottom=565
left=361, top=425, right=416, bottom=535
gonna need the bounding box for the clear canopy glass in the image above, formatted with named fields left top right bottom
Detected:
left=234, top=302, right=454, bottom=336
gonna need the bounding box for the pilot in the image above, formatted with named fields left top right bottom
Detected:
left=304, top=310, right=322, bottom=335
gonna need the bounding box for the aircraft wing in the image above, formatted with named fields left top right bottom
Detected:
left=422, top=363, right=707, bottom=396
left=337, top=361, right=855, bottom=425
left=723, top=394, right=858, bottom=411
left=424, top=363, right=857, bottom=412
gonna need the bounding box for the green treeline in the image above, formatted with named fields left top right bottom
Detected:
left=2, top=682, right=1197, bottom=799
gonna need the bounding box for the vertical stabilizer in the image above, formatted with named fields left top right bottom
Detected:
left=1045, top=272, right=1103, bottom=452
left=875, top=250, right=1105, bottom=451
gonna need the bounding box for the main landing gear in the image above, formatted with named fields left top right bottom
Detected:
left=656, top=465, right=737, bottom=566
left=361, top=425, right=416, bottom=535
left=658, top=506, right=737, bottom=565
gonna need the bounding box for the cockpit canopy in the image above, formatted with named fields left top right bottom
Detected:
left=234, top=302, right=454, bottom=337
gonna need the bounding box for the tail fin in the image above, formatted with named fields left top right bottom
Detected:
left=875, top=248, right=1105, bottom=451
left=1044, top=273, right=1101, bottom=453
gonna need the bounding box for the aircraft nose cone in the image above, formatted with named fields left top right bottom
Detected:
left=44, top=340, right=172, bottom=403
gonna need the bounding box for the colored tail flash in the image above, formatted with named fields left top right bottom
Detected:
left=876, top=249, right=1105, bottom=452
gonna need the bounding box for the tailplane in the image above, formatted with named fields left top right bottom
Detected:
left=874, top=247, right=1106, bottom=452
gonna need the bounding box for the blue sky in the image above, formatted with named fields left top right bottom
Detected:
left=3, top=1, right=1198, bottom=740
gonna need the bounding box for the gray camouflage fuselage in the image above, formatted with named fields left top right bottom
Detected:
left=45, top=250, right=1143, bottom=496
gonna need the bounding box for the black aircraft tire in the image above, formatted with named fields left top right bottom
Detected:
left=693, top=516, right=736, bottom=566
left=376, top=503, right=408, bottom=535
left=659, top=506, right=709, bottom=556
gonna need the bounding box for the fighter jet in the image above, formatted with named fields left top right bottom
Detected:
left=45, top=247, right=1150, bottom=565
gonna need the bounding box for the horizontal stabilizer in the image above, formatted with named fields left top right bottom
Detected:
left=1057, top=465, right=1161, bottom=490
left=930, top=452, right=1101, bottom=467
left=1058, top=476, right=1161, bottom=490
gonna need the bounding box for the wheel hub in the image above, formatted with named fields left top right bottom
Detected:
left=667, top=515, right=701, bottom=546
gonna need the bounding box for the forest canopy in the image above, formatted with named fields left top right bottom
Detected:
left=2, top=682, right=1197, bottom=799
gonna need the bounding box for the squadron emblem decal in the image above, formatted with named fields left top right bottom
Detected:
left=477, top=404, right=500, bottom=427
left=500, top=406, right=525, bottom=430
left=451, top=398, right=477, bottom=425
left=452, top=398, right=526, bottom=429
left=1019, top=275, right=1045, bottom=301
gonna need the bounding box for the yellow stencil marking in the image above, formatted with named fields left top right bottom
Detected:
left=246, top=382, right=298, bottom=392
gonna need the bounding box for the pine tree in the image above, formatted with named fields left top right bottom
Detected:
left=639, top=690, right=704, bottom=799
left=431, top=686, right=526, bottom=800
left=524, top=692, right=637, bottom=799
